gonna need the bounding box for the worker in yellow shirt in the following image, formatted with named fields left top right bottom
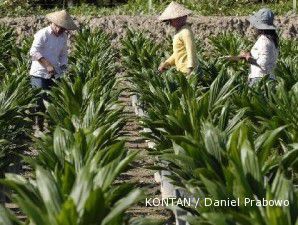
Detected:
left=157, top=6, right=196, bottom=225
left=158, top=1, right=198, bottom=75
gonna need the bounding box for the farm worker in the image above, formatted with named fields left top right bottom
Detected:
left=29, top=10, right=78, bottom=131
left=158, top=1, right=198, bottom=75
left=232, top=8, right=279, bottom=86
left=158, top=5, right=194, bottom=225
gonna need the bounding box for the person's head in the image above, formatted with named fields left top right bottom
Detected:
left=51, top=23, right=66, bottom=36
left=168, top=16, right=187, bottom=29
left=46, top=10, right=78, bottom=35
left=158, top=1, right=191, bottom=28
left=249, top=8, right=278, bottom=48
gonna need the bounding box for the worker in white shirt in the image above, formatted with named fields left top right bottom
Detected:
left=231, top=8, right=279, bottom=86
left=29, top=10, right=78, bottom=131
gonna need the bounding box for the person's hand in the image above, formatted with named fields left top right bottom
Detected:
left=39, top=57, right=56, bottom=77
left=46, top=64, right=56, bottom=77
left=186, top=67, right=193, bottom=75
left=239, top=52, right=252, bottom=61
left=158, top=62, right=168, bottom=73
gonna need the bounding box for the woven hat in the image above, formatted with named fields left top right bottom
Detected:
left=46, top=10, right=78, bottom=30
left=249, top=8, right=276, bottom=30
left=158, top=1, right=192, bottom=21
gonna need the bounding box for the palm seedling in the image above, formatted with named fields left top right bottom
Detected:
left=276, top=58, right=298, bottom=90
left=270, top=80, right=298, bottom=142
left=69, top=28, right=117, bottom=85
left=1, top=160, right=143, bottom=225
left=186, top=125, right=298, bottom=225
left=124, top=31, right=298, bottom=224
left=138, top=74, right=298, bottom=224
left=45, top=76, right=124, bottom=134
left=279, top=39, right=298, bottom=60
left=0, top=25, right=17, bottom=74
left=121, top=29, right=162, bottom=75
left=0, top=73, right=35, bottom=173
left=209, top=32, right=251, bottom=57
left=0, top=27, right=156, bottom=225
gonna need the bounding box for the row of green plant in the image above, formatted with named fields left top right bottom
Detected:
left=121, top=29, right=298, bottom=224
left=0, top=27, right=161, bottom=225
left=0, top=0, right=294, bottom=17
left=0, top=25, right=35, bottom=184
left=0, top=23, right=297, bottom=224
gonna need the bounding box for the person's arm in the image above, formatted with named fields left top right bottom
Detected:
left=239, top=52, right=258, bottom=66
left=158, top=54, right=175, bottom=73
left=164, top=54, right=175, bottom=67
left=38, top=58, right=56, bottom=76
left=182, top=29, right=197, bottom=74
left=239, top=37, right=272, bottom=68
left=29, top=31, right=56, bottom=76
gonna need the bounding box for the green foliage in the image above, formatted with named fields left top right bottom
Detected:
left=0, top=26, right=35, bottom=173
left=1, top=164, right=142, bottom=225
left=0, top=25, right=17, bottom=73
left=121, top=29, right=298, bottom=225
left=0, top=74, right=35, bottom=171
left=210, top=32, right=251, bottom=57
left=0, top=27, right=161, bottom=225
left=121, top=29, right=162, bottom=73
left=0, top=21, right=297, bottom=225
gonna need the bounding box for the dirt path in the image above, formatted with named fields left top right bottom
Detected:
left=118, top=90, right=174, bottom=223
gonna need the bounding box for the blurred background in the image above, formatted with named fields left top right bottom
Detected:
left=0, top=0, right=296, bottom=17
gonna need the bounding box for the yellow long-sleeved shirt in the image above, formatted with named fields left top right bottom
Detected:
left=164, top=24, right=198, bottom=74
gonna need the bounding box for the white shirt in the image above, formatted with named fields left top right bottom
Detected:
left=29, top=26, right=68, bottom=79
left=249, top=35, right=279, bottom=79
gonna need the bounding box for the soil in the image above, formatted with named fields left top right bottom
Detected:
left=0, top=15, right=297, bottom=45
left=118, top=84, right=174, bottom=223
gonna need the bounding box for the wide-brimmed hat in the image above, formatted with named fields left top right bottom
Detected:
left=158, top=1, right=192, bottom=21
left=46, top=10, right=78, bottom=30
left=249, top=8, right=276, bottom=30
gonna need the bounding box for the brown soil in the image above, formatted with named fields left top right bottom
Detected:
left=118, top=89, right=174, bottom=223
left=0, top=15, right=296, bottom=45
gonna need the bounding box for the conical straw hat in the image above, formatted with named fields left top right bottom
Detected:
left=46, top=10, right=78, bottom=30
left=158, top=1, right=192, bottom=21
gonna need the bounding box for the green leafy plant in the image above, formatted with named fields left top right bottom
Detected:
left=121, top=30, right=298, bottom=225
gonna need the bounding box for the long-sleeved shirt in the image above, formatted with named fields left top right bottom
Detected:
left=164, top=24, right=198, bottom=74
left=29, top=26, right=68, bottom=79
left=249, top=35, right=278, bottom=79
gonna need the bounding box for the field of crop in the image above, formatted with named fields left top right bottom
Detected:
left=0, top=18, right=297, bottom=225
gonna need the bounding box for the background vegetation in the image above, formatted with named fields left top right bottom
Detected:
left=0, top=0, right=295, bottom=17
